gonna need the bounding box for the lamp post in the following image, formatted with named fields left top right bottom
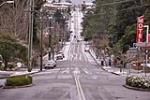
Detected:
left=28, top=0, right=34, bottom=72
left=144, top=25, right=149, bottom=76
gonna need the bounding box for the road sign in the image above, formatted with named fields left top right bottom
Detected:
left=136, top=16, right=144, bottom=43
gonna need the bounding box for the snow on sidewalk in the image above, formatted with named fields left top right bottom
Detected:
left=0, top=69, right=40, bottom=77
left=89, top=49, right=129, bottom=76
left=89, top=49, right=150, bottom=76
left=62, top=42, right=70, bottom=60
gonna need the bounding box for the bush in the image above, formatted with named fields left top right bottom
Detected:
left=7, top=62, right=17, bottom=70
left=5, top=75, right=32, bottom=86
left=126, top=76, right=150, bottom=89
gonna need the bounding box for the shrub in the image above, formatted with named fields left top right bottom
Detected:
left=126, top=76, right=150, bottom=89
left=7, top=62, right=17, bottom=70
left=5, top=75, right=32, bottom=86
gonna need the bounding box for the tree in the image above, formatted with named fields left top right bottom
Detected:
left=54, top=9, right=63, bottom=24
left=144, top=0, right=150, bottom=25
left=0, top=0, right=48, bottom=70
left=0, top=41, right=27, bottom=69
left=82, top=0, right=147, bottom=55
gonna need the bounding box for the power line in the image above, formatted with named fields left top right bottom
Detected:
left=101, top=0, right=136, bottom=6
left=120, top=4, right=150, bottom=12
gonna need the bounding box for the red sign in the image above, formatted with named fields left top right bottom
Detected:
left=136, top=16, right=144, bottom=43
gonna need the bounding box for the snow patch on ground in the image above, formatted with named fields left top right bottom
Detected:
left=62, top=42, right=70, bottom=60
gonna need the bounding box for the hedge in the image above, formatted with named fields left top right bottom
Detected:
left=5, top=75, right=32, bottom=86
left=126, top=76, right=150, bottom=89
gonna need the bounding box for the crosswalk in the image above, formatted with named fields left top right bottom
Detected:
left=34, top=67, right=105, bottom=79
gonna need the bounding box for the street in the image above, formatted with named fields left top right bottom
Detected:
left=0, top=8, right=149, bottom=100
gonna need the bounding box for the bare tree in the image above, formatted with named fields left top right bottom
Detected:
left=0, top=0, right=29, bottom=41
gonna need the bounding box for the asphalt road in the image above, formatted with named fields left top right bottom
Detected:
left=0, top=9, right=149, bottom=100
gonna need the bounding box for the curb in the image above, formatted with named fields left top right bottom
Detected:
left=111, top=72, right=120, bottom=75
left=88, top=50, right=106, bottom=71
left=123, top=84, right=150, bottom=92
left=88, top=50, right=121, bottom=76
left=0, top=69, right=46, bottom=80
left=3, top=84, right=34, bottom=89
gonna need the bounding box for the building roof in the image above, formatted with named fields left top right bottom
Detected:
left=44, top=1, right=72, bottom=9
left=53, top=2, right=72, bottom=6
left=85, top=2, right=95, bottom=6
left=44, top=1, right=71, bottom=10
left=46, top=0, right=53, bottom=3
left=44, top=3, right=68, bottom=9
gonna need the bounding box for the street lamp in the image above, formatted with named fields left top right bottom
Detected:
left=0, top=1, right=14, bottom=7
left=48, top=16, right=54, bottom=60
left=144, top=25, right=149, bottom=76
left=28, top=0, right=34, bottom=72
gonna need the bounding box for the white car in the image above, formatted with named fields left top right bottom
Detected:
left=56, top=54, right=64, bottom=60
left=44, top=60, right=56, bottom=69
left=55, top=51, right=65, bottom=60
left=84, top=47, right=89, bottom=52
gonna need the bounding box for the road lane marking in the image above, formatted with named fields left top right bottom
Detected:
left=74, top=73, right=86, bottom=100
left=61, top=68, right=70, bottom=74
left=83, top=69, right=89, bottom=74
left=35, top=68, right=60, bottom=75
left=75, top=75, right=82, bottom=100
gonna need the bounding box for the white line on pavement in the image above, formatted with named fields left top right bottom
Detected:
left=74, top=73, right=86, bottom=100
left=61, top=68, right=70, bottom=74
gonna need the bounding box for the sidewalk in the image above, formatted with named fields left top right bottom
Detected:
left=89, top=49, right=150, bottom=77
left=0, top=69, right=42, bottom=87
left=0, top=68, right=43, bottom=79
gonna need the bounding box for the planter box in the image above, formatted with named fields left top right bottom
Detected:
left=132, top=65, right=143, bottom=70
left=144, top=67, right=150, bottom=73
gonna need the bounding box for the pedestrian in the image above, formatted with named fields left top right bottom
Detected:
left=113, top=59, right=117, bottom=67
left=101, top=60, right=104, bottom=66
left=109, top=58, right=111, bottom=66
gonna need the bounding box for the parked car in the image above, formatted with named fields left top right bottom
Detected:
left=56, top=54, right=64, bottom=60
left=44, top=60, right=56, bottom=69
left=58, top=51, right=65, bottom=57
left=84, top=47, right=89, bottom=52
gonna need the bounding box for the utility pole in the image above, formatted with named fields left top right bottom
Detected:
left=48, top=17, right=52, bottom=60
left=13, top=0, right=17, bottom=37
left=28, top=0, right=34, bottom=72
left=40, top=13, right=43, bottom=71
